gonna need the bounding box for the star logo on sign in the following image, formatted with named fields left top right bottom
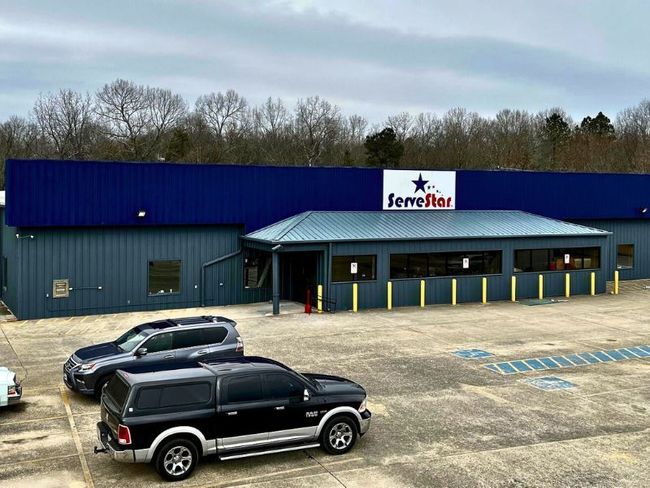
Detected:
left=412, top=173, right=428, bottom=193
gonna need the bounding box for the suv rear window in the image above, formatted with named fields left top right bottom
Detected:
left=105, top=375, right=130, bottom=411
left=203, top=327, right=228, bottom=345
left=135, top=383, right=212, bottom=410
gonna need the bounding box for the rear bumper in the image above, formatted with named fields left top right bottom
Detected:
left=7, top=386, right=22, bottom=405
left=96, top=422, right=148, bottom=463
left=359, top=410, right=371, bottom=435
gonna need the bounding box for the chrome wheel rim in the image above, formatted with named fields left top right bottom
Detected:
left=328, top=422, right=353, bottom=450
left=163, top=445, right=193, bottom=476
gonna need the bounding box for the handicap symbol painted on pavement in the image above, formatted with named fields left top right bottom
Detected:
left=453, top=349, right=494, bottom=360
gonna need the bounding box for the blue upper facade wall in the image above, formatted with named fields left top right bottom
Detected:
left=6, top=159, right=650, bottom=229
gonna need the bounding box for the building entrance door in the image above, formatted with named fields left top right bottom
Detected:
left=280, top=252, right=320, bottom=304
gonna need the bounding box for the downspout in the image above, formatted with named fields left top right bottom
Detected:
left=327, top=242, right=333, bottom=303
left=200, top=249, right=242, bottom=307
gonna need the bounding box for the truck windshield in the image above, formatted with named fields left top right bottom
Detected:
left=114, top=326, right=151, bottom=352
left=105, top=375, right=130, bottom=412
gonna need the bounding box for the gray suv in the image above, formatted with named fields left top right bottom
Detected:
left=64, top=316, right=243, bottom=398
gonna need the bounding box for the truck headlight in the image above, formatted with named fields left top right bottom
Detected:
left=79, top=363, right=96, bottom=372
left=358, top=396, right=367, bottom=413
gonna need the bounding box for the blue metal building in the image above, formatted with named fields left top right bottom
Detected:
left=2, top=159, right=649, bottom=319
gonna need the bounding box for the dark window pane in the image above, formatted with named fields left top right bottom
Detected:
left=617, top=244, right=634, bottom=269
left=160, top=384, right=211, bottom=407
left=581, top=247, right=600, bottom=269
left=243, top=250, right=272, bottom=288
left=136, top=387, right=162, bottom=409
left=408, top=254, right=428, bottom=278
left=531, top=249, right=550, bottom=272
left=390, top=254, right=409, bottom=279
left=333, top=255, right=376, bottom=282
left=202, top=327, right=228, bottom=345
left=264, top=373, right=303, bottom=399
left=105, top=375, right=130, bottom=411
left=515, top=247, right=599, bottom=273
left=148, top=260, right=181, bottom=295
left=172, top=330, right=203, bottom=349
left=514, top=250, right=531, bottom=272
left=428, top=253, right=446, bottom=277
left=225, top=375, right=263, bottom=403
left=484, top=251, right=502, bottom=274
left=144, top=332, right=173, bottom=353
left=446, top=252, right=464, bottom=276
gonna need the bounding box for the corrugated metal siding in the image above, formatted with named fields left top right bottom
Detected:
left=330, top=235, right=609, bottom=311
left=246, top=211, right=609, bottom=243
left=0, top=209, right=20, bottom=316
left=10, top=225, right=269, bottom=320
left=7, top=159, right=650, bottom=228
left=572, top=219, right=650, bottom=280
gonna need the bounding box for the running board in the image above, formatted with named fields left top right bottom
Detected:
left=219, top=443, right=320, bottom=461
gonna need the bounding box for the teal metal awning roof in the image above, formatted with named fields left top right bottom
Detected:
left=243, top=210, right=610, bottom=244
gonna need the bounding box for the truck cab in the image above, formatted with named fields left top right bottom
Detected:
left=96, top=356, right=371, bottom=481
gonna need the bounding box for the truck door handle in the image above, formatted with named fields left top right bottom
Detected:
left=227, top=411, right=238, bottom=416
left=197, top=350, right=208, bottom=356
left=274, top=406, right=285, bottom=411
left=163, top=354, right=174, bottom=359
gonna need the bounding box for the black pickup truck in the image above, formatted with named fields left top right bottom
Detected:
left=95, top=356, right=371, bottom=481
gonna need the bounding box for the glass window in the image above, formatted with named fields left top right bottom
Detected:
left=244, top=250, right=272, bottom=288
left=105, top=375, right=130, bottom=411
left=390, top=251, right=502, bottom=279
left=160, top=384, right=211, bottom=407
left=514, top=247, right=600, bottom=272
left=136, top=387, right=162, bottom=410
left=143, top=332, right=173, bottom=353
left=148, top=260, right=181, bottom=295
left=264, top=373, right=303, bottom=399
left=172, top=330, right=204, bottom=349
left=617, top=244, right=634, bottom=269
left=202, top=327, right=228, bottom=345
left=114, top=326, right=151, bottom=352
left=224, top=375, right=263, bottom=403
left=332, top=255, right=376, bottom=282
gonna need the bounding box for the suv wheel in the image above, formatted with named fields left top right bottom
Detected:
left=155, top=438, right=199, bottom=482
left=320, top=416, right=357, bottom=455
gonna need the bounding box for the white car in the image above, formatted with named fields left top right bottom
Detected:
left=0, top=367, right=22, bottom=406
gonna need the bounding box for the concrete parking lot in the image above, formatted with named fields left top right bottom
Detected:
left=2, top=282, right=650, bottom=488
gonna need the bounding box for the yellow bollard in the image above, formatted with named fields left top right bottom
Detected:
left=565, top=273, right=570, bottom=298
left=420, top=280, right=425, bottom=308
left=511, top=276, right=516, bottom=302
left=352, top=283, right=358, bottom=312
left=387, top=281, right=393, bottom=310
left=317, top=284, right=323, bottom=313
left=590, top=272, right=595, bottom=296
left=614, top=270, right=619, bottom=295
left=538, top=274, right=544, bottom=300
left=482, top=277, right=487, bottom=304
left=451, top=279, right=457, bottom=305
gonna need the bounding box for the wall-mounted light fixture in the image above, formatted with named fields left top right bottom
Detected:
left=137, top=210, right=147, bottom=218
left=641, top=207, right=648, bottom=215
left=15, top=233, right=34, bottom=239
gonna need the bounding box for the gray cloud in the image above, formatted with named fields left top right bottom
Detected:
left=1, top=0, right=649, bottom=122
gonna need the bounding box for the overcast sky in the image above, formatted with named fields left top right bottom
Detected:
left=2, top=0, right=649, bottom=122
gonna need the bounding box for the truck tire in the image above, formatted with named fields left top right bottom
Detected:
left=154, top=437, right=199, bottom=482
left=319, top=415, right=357, bottom=455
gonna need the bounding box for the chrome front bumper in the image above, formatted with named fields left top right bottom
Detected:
left=359, top=413, right=371, bottom=435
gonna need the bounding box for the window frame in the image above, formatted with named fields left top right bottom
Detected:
left=147, top=259, right=182, bottom=296
left=616, top=244, right=634, bottom=270
left=513, top=247, right=601, bottom=274
left=332, top=255, right=377, bottom=283
left=134, top=382, right=212, bottom=411
left=389, top=250, right=503, bottom=280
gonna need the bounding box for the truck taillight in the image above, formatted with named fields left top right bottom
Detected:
left=236, top=336, right=244, bottom=353
left=117, top=424, right=131, bottom=445
left=7, top=385, right=17, bottom=396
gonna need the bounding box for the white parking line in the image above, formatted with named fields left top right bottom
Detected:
left=60, top=386, right=95, bottom=488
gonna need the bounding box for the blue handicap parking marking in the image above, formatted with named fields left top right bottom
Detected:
left=510, top=360, right=532, bottom=372
left=526, top=376, right=577, bottom=391
left=592, top=351, right=614, bottom=362
left=539, top=357, right=560, bottom=369
left=579, top=352, right=601, bottom=364
left=495, top=362, right=518, bottom=374
left=606, top=349, right=626, bottom=361
left=566, top=354, right=587, bottom=366
left=453, top=349, right=494, bottom=360
left=484, top=343, right=650, bottom=376
left=551, top=356, right=573, bottom=367
left=525, top=359, right=547, bottom=371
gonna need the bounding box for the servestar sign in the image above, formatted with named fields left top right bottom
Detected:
left=386, top=173, right=454, bottom=208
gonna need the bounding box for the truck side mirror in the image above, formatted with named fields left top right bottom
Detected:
left=135, top=347, right=148, bottom=357
left=303, top=388, right=310, bottom=402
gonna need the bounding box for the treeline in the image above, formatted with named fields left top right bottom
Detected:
left=2, top=78, right=650, bottom=188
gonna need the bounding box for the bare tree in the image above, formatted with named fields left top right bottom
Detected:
left=294, top=96, right=341, bottom=165
left=33, top=89, right=94, bottom=159
left=385, top=112, right=413, bottom=142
